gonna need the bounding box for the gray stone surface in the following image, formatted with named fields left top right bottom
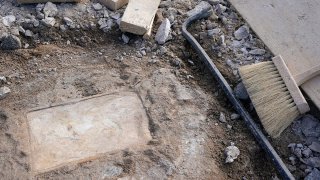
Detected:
left=155, top=18, right=171, bottom=45
left=0, top=34, right=21, bottom=50
left=0, top=86, right=11, bottom=99
left=43, top=2, right=58, bottom=17
left=234, top=82, right=249, bottom=100
left=234, top=25, right=249, bottom=40
left=305, top=168, right=320, bottom=180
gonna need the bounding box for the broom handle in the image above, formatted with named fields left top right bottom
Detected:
left=294, top=64, right=320, bottom=85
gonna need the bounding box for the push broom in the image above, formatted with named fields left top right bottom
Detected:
left=239, top=55, right=320, bottom=138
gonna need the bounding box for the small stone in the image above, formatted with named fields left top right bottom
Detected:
left=293, top=147, right=302, bottom=158
left=300, top=115, right=320, bottom=137
left=2, top=15, right=16, bottom=27
left=288, top=143, right=296, bottom=152
left=219, top=112, right=227, bottom=123
left=289, top=156, right=297, bottom=165
left=0, top=86, right=11, bottom=99
left=231, top=113, right=240, bottom=120
left=309, top=141, right=320, bottom=153
left=225, top=143, right=240, bottom=163
left=187, top=1, right=212, bottom=18
left=155, top=18, right=171, bottom=45
left=216, top=4, right=227, bottom=14
left=140, top=50, right=146, bottom=56
left=287, top=165, right=296, bottom=172
left=25, top=30, right=33, bottom=37
left=36, top=3, right=45, bottom=12
left=63, top=17, right=74, bottom=27
left=0, top=76, right=6, bottom=85
left=110, top=13, right=121, bottom=20
left=305, top=168, right=320, bottom=180
left=60, top=25, right=67, bottom=31
left=92, top=3, right=103, bottom=11
left=249, top=49, right=266, bottom=55
left=41, top=17, right=56, bottom=27
left=302, top=148, right=313, bottom=158
left=234, top=25, right=250, bottom=40
left=305, top=157, right=320, bottom=168
left=208, top=28, right=220, bottom=37
left=227, top=124, right=232, bottom=129
left=43, top=2, right=58, bottom=17
left=0, top=34, right=21, bottom=50
left=122, top=34, right=130, bottom=44
left=234, top=82, right=249, bottom=100
left=136, top=52, right=143, bottom=58
left=297, top=143, right=304, bottom=148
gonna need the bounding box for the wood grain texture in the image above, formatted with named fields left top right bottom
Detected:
left=120, top=0, right=160, bottom=35
left=229, top=0, right=320, bottom=109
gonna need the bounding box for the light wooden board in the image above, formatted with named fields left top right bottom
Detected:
left=229, top=0, right=320, bottom=109
left=120, top=0, right=160, bottom=35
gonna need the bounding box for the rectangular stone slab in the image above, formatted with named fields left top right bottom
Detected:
left=27, top=92, right=151, bottom=174
left=120, top=0, right=160, bottom=35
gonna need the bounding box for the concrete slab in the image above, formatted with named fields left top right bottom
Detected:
left=27, top=92, right=151, bottom=174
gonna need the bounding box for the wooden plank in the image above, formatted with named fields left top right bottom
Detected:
left=120, top=0, right=160, bottom=35
left=98, top=0, right=128, bottom=11
left=229, top=0, right=320, bottom=109
left=18, top=0, right=80, bottom=3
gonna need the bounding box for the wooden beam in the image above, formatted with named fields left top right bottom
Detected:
left=120, top=0, right=160, bottom=35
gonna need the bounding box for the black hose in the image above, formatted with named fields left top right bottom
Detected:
left=182, top=7, right=294, bottom=180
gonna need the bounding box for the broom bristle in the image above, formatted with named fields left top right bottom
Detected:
left=239, top=61, right=300, bottom=138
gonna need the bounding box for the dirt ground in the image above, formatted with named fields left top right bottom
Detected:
left=1, top=0, right=313, bottom=179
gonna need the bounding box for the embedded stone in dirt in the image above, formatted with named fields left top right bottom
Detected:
left=27, top=92, right=152, bottom=173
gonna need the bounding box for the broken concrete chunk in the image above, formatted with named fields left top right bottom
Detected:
left=187, top=1, right=212, bottom=18
left=234, top=82, right=249, bottom=100
left=0, top=34, right=21, bottom=50
left=0, top=86, right=11, bottom=99
left=43, top=2, right=58, bottom=17
left=120, top=0, right=160, bottom=35
left=99, top=0, right=128, bottom=11
left=305, top=168, right=320, bottom=180
left=92, top=3, right=103, bottom=11
left=41, top=17, right=56, bottom=27
left=219, top=112, right=227, bottom=123
left=309, top=141, right=320, bottom=153
left=155, top=18, right=171, bottom=45
left=234, top=25, right=249, bottom=40
left=225, top=143, right=240, bottom=163
left=2, top=15, right=16, bottom=27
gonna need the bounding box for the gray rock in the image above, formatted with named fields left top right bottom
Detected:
left=294, top=147, right=302, bottom=158
left=289, top=156, right=297, bottom=165
left=207, top=0, right=220, bottom=5
left=0, top=34, right=21, bottom=50
left=187, top=1, right=212, bottom=18
left=234, top=25, right=249, bottom=40
left=92, top=3, right=103, bottom=11
left=216, top=4, right=227, bottom=14
left=288, top=143, right=296, bottom=152
left=63, top=17, right=74, bottom=27
left=225, top=143, right=240, bottom=163
left=110, top=12, right=121, bottom=20
left=309, top=141, right=320, bottom=153
left=43, top=2, right=58, bottom=17
left=122, top=34, right=130, bottom=44
left=0, top=76, right=6, bottom=85
left=102, top=165, right=123, bottom=178
left=305, top=168, right=320, bottom=180
left=304, top=157, right=320, bottom=168
left=301, top=115, right=320, bottom=137
left=302, top=148, right=313, bottom=158
left=234, top=82, right=249, bottom=100
left=208, top=28, right=220, bottom=37
left=230, top=113, right=240, bottom=120
left=36, top=3, right=45, bottom=12
left=2, top=15, right=16, bottom=27
left=249, top=49, right=266, bottom=55
left=0, top=86, right=11, bottom=99
left=25, top=30, right=33, bottom=37
left=155, top=18, right=171, bottom=45
left=219, top=112, right=227, bottom=123
left=41, top=17, right=56, bottom=27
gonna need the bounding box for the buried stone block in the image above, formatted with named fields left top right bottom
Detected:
left=27, top=92, right=151, bottom=173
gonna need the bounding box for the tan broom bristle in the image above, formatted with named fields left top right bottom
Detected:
left=239, top=61, right=300, bottom=138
